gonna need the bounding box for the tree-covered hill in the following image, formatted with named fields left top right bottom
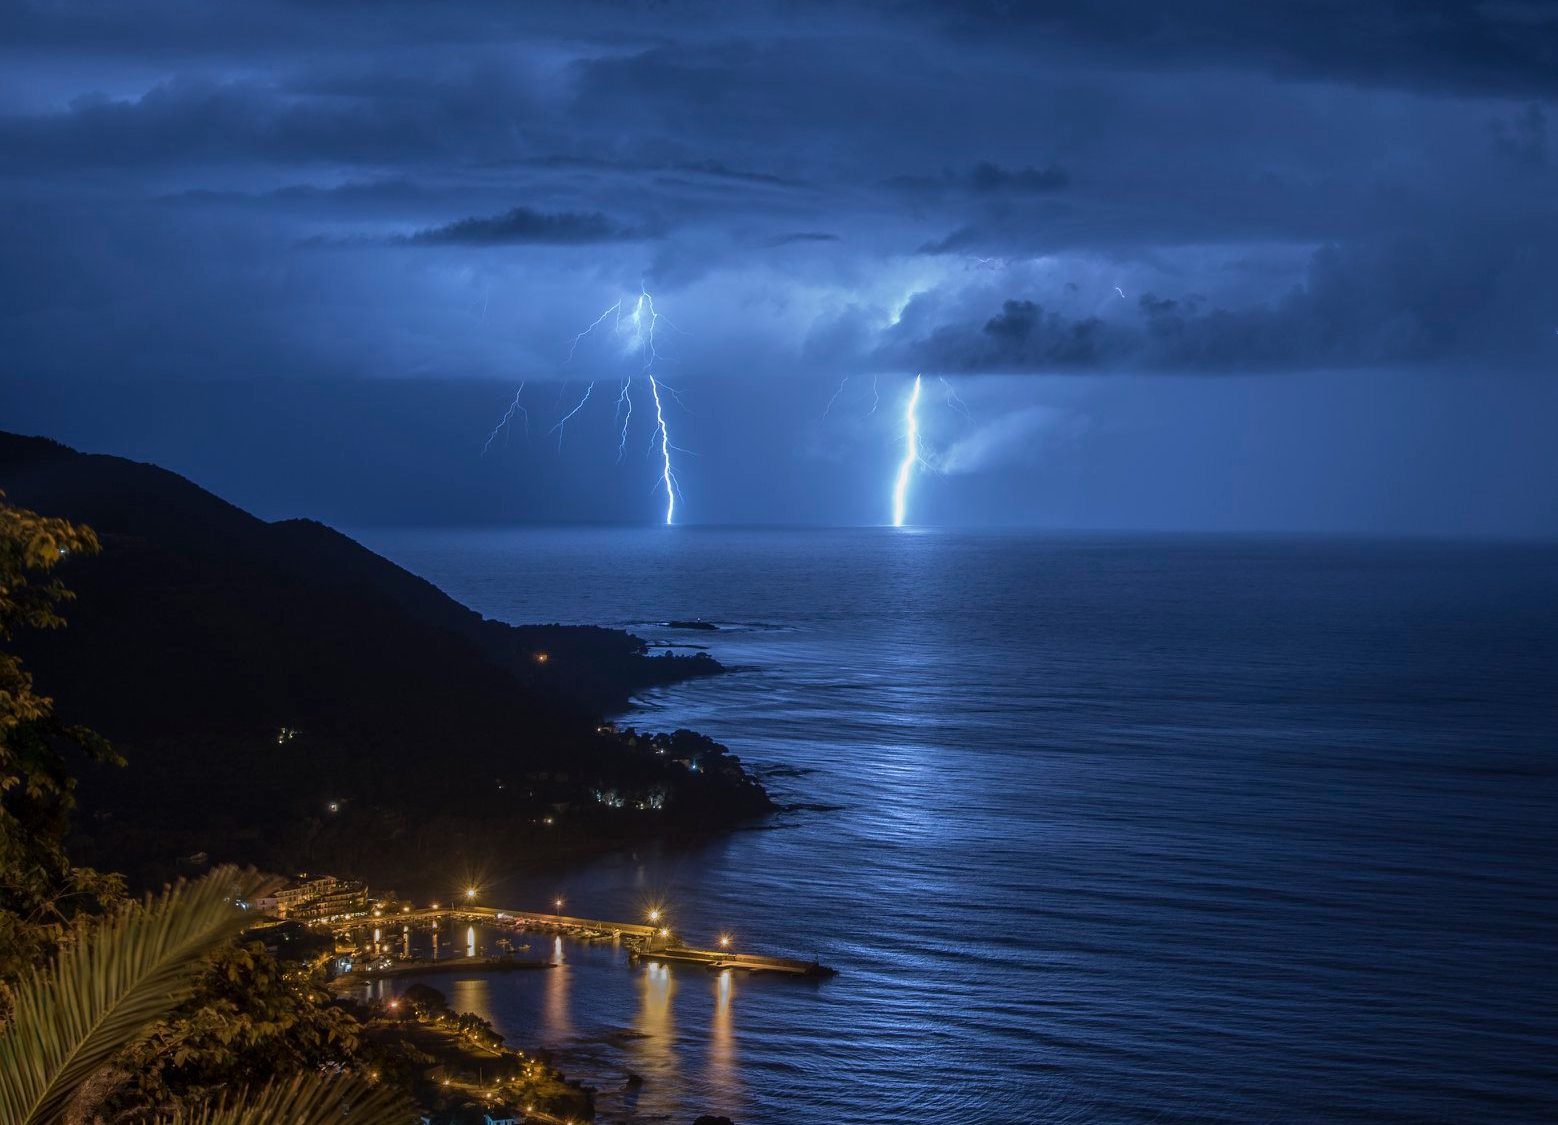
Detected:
left=0, top=433, right=769, bottom=888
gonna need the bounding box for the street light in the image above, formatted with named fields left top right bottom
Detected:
left=464, top=886, right=478, bottom=901
left=718, top=933, right=732, bottom=949
left=554, top=897, right=564, bottom=912
left=647, top=908, right=661, bottom=924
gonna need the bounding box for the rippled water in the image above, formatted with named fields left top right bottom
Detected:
left=356, top=528, right=1558, bottom=1124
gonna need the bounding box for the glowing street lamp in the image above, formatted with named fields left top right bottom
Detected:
left=464, top=886, right=478, bottom=902
left=647, top=908, right=661, bottom=924
left=554, top=897, right=564, bottom=912
left=718, top=933, right=732, bottom=949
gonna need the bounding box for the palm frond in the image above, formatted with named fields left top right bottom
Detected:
left=0, top=866, right=273, bottom=1125
left=160, top=1073, right=411, bottom=1125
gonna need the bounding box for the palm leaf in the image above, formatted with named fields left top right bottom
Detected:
left=161, top=1073, right=411, bottom=1125
left=0, top=866, right=272, bottom=1125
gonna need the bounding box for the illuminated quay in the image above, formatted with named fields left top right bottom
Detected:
left=319, top=896, right=837, bottom=980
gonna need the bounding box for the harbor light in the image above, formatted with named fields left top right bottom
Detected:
left=719, top=933, right=732, bottom=949
left=659, top=927, right=670, bottom=938
left=647, top=908, right=661, bottom=923
left=555, top=897, right=564, bottom=912
left=465, top=886, right=478, bottom=901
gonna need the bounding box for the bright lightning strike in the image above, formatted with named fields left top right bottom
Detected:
left=485, top=286, right=682, bottom=525
left=892, top=374, right=923, bottom=528
left=626, top=287, right=680, bottom=526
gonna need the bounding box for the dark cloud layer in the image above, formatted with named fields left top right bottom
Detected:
left=0, top=0, right=1555, bottom=530
left=409, top=207, right=640, bottom=246
left=1, top=0, right=1552, bottom=383
left=886, top=223, right=1555, bottom=374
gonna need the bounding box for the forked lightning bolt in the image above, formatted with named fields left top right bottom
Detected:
left=485, top=287, right=682, bottom=525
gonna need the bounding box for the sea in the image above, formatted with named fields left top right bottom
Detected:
left=353, top=528, right=1558, bottom=1125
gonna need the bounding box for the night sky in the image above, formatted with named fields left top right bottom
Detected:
left=2, top=2, right=1555, bottom=532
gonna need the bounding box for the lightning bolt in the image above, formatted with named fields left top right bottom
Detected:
left=938, top=375, right=972, bottom=420
left=892, top=374, right=923, bottom=528
left=821, top=375, right=850, bottom=418
left=551, top=381, right=594, bottom=449
left=567, top=301, right=623, bottom=362
left=481, top=288, right=683, bottom=525
left=627, top=286, right=680, bottom=525
left=614, top=379, right=634, bottom=459
left=482, top=383, right=528, bottom=453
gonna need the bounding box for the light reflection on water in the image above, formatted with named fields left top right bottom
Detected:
left=356, top=528, right=1558, bottom=1124
left=375, top=927, right=749, bottom=1123
left=542, top=936, right=572, bottom=1042
left=634, top=962, right=678, bottom=1094
left=708, top=970, right=739, bottom=1104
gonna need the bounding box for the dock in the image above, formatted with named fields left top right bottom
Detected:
left=332, top=904, right=836, bottom=978
left=632, top=945, right=837, bottom=978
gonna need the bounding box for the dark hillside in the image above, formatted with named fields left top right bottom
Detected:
left=0, top=433, right=768, bottom=888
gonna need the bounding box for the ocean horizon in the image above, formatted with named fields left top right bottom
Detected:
left=357, top=526, right=1558, bottom=1124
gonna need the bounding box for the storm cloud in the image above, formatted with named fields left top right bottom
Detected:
left=0, top=0, right=1554, bottom=531
left=408, top=207, right=641, bottom=246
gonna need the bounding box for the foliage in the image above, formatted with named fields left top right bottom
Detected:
left=0, top=494, right=124, bottom=1008
left=0, top=867, right=268, bottom=1125
left=156, top=1072, right=407, bottom=1125
left=110, top=940, right=372, bottom=1118
left=0, top=498, right=406, bottom=1122
left=0, top=866, right=408, bottom=1125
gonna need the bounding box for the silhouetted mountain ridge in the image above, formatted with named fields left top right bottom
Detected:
left=0, top=432, right=767, bottom=887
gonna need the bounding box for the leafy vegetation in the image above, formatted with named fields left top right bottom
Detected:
left=107, top=939, right=374, bottom=1119
left=0, top=496, right=406, bottom=1122
left=0, top=865, right=408, bottom=1124
left=0, top=493, right=124, bottom=1006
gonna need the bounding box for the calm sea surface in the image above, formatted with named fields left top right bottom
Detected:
left=354, top=529, right=1558, bottom=1124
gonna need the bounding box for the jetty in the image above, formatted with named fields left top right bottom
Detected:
left=632, top=945, right=837, bottom=978
left=332, top=903, right=836, bottom=979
